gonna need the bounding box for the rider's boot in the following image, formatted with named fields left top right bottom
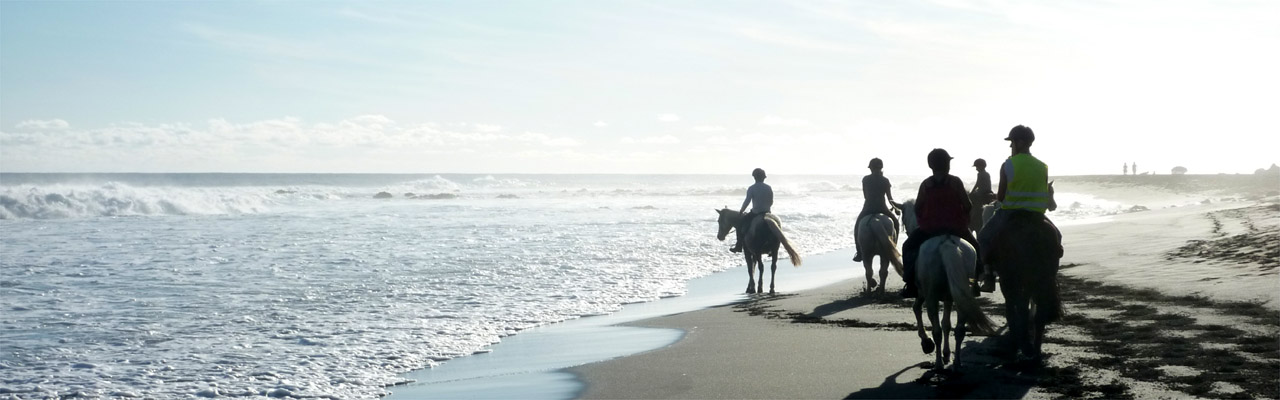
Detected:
left=730, top=241, right=742, bottom=253
left=979, top=270, right=997, bottom=292
left=900, top=252, right=917, bottom=299
left=852, top=251, right=863, bottom=262
left=901, top=281, right=918, bottom=299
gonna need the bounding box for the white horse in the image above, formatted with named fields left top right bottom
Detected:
left=855, top=213, right=903, bottom=293
left=902, top=200, right=997, bottom=372
left=715, top=209, right=802, bottom=294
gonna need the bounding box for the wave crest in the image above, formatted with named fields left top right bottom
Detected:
left=0, top=183, right=271, bottom=219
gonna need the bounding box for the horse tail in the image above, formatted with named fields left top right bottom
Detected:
left=873, top=219, right=904, bottom=276
left=943, top=238, right=995, bottom=335
left=765, top=217, right=802, bottom=267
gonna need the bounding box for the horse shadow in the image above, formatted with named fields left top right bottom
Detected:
left=809, top=291, right=908, bottom=319
left=845, top=332, right=1038, bottom=399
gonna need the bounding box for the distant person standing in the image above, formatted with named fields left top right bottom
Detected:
left=1124, top=163, right=1129, bottom=175
left=852, top=158, right=902, bottom=263
left=1133, top=162, right=1138, bottom=175
left=731, top=168, right=773, bottom=253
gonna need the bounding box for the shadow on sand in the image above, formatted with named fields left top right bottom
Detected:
left=810, top=290, right=907, bottom=319
left=844, top=335, right=1038, bottom=399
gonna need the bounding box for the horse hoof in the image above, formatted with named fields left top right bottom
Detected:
left=921, top=338, right=935, bottom=354
left=868, top=278, right=878, bottom=290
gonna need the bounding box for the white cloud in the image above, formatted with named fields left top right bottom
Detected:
left=693, top=125, right=725, bottom=132
left=758, top=115, right=811, bottom=127
left=622, top=135, right=681, bottom=145
left=474, top=123, right=503, bottom=132
left=15, top=119, right=70, bottom=130
left=657, top=113, right=682, bottom=122
left=593, top=120, right=608, bottom=128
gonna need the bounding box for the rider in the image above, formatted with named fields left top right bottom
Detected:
left=900, top=148, right=980, bottom=299
left=969, top=158, right=997, bottom=291
left=978, top=125, right=1063, bottom=274
left=852, top=158, right=902, bottom=262
left=970, top=158, right=993, bottom=206
left=731, top=168, right=774, bottom=253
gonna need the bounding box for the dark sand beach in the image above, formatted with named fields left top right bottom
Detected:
left=573, top=175, right=1279, bottom=399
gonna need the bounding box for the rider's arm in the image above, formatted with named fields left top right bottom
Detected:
left=739, top=186, right=753, bottom=214
left=996, top=160, right=1011, bottom=203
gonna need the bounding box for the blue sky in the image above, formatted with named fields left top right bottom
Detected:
left=2, top=1, right=1277, bottom=175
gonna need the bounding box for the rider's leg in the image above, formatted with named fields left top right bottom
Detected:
left=731, top=213, right=751, bottom=253
left=852, top=216, right=864, bottom=262
left=900, top=230, right=925, bottom=298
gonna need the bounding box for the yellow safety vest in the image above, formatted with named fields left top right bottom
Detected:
left=1004, top=154, right=1050, bottom=213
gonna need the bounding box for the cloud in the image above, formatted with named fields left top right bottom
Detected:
left=693, top=125, right=726, bottom=132
left=593, top=121, right=608, bottom=128
left=657, top=113, right=682, bottom=122
left=0, top=116, right=585, bottom=172
left=14, top=119, right=70, bottom=130
left=622, top=135, right=681, bottom=145
left=758, top=115, right=811, bottom=127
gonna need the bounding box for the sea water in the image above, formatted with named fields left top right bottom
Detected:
left=0, top=173, right=1141, bottom=399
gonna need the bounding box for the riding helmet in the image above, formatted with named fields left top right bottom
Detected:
left=973, top=158, right=987, bottom=168
left=927, top=148, right=953, bottom=170
left=868, top=158, right=883, bottom=170
left=751, top=168, right=766, bottom=179
left=1005, top=125, right=1035, bottom=142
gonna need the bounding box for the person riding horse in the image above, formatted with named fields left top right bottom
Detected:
left=901, top=148, right=982, bottom=299
left=852, top=158, right=902, bottom=263
left=731, top=168, right=773, bottom=253
left=978, top=125, right=1064, bottom=270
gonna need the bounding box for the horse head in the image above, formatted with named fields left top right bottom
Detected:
left=901, top=199, right=918, bottom=233
left=715, top=207, right=740, bottom=241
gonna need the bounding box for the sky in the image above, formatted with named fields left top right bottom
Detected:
left=1, top=0, right=1277, bottom=176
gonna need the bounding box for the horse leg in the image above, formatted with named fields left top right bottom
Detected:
left=927, top=300, right=944, bottom=371
left=1029, top=301, right=1044, bottom=360
left=955, top=303, right=968, bottom=371
left=862, top=258, right=876, bottom=292
left=878, top=256, right=890, bottom=294
left=942, top=300, right=953, bottom=366
left=768, top=252, right=778, bottom=295
left=914, top=298, right=934, bottom=355
left=756, top=257, right=765, bottom=294
left=745, top=253, right=757, bottom=294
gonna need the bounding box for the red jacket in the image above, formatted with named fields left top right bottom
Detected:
left=915, top=175, right=972, bottom=233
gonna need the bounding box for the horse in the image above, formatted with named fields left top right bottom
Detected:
left=855, top=213, right=903, bottom=293
left=902, top=200, right=997, bottom=372
left=969, top=192, right=997, bottom=236
left=715, top=208, right=802, bottom=294
left=988, top=211, right=1063, bottom=360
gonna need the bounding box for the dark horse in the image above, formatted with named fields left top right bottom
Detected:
left=989, top=211, right=1063, bottom=360
left=715, top=209, right=802, bottom=294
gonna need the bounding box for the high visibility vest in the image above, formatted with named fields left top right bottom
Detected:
left=1004, top=154, right=1050, bottom=213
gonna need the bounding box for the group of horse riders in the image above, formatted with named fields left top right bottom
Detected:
left=731, top=125, right=1063, bottom=298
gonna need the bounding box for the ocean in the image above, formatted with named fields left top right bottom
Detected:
left=0, top=173, right=1140, bottom=399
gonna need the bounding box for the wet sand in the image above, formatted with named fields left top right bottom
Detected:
left=573, top=175, right=1278, bottom=399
